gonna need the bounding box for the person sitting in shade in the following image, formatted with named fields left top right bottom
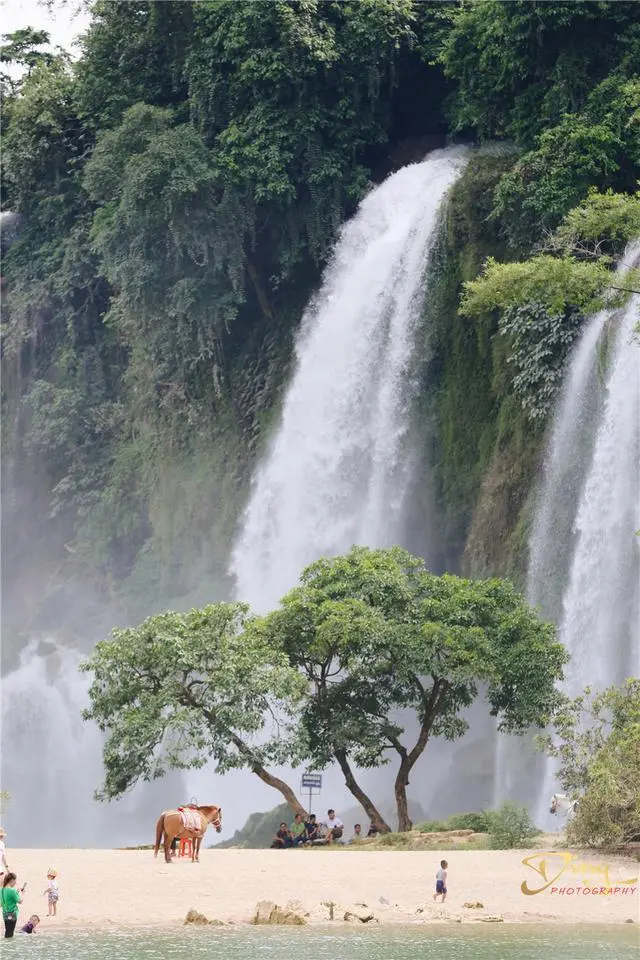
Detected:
left=271, top=822, right=294, bottom=849
left=366, top=822, right=380, bottom=838
left=305, top=814, right=320, bottom=842
left=349, top=823, right=363, bottom=843
left=320, top=809, right=344, bottom=844
left=290, top=813, right=307, bottom=846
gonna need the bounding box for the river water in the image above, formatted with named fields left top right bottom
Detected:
left=15, top=925, right=639, bottom=959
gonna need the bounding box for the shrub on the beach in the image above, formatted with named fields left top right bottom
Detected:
left=415, top=819, right=449, bottom=833
left=415, top=811, right=491, bottom=834
left=444, top=811, right=492, bottom=833
left=486, top=801, right=540, bottom=849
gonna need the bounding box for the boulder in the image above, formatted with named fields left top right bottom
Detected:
left=184, top=909, right=210, bottom=925
left=344, top=910, right=376, bottom=923
left=253, top=901, right=277, bottom=924
left=253, top=900, right=306, bottom=925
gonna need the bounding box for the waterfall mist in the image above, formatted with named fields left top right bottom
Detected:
left=0, top=641, right=175, bottom=846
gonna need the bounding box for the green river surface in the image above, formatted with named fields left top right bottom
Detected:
left=3, top=925, right=638, bottom=959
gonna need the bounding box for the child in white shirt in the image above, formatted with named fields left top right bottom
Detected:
left=433, top=859, right=448, bottom=903
left=44, top=869, right=59, bottom=917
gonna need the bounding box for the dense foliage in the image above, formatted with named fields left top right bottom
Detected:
left=82, top=547, right=564, bottom=830
left=2, top=0, right=638, bottom=641
left=251, top=547, right=564, bottom=830
left=539, top=680, right=640, bottom=847
left=81, top=601, right=308, bottom=807
left=459, top=190, right=640, bottom=421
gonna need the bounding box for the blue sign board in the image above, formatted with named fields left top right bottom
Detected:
left=301, top=773, right=322, bottom=789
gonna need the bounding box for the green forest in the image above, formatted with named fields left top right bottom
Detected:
left=2, top=0, right=639, bottom=656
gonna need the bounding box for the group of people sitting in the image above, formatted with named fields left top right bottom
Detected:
left=271, top=809, right=380, bottom=848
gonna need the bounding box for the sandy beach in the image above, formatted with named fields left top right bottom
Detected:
left=8, top=847, right=639, bottom=928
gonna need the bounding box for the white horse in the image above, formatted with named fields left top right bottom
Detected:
left=549, top=794, right=579, bottom=818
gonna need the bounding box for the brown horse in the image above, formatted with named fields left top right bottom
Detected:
left=154, top=805, right=222, bottom=863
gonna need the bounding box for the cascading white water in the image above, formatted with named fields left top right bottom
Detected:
left=213, top=150, right=482, bottom=825
left=231, top=148, right=467, bottom=611
left=0, top=641, right=161, bottom=846
left=494, top=248, right=640, bottom=815
left=493, top=303, right=614, bottom=806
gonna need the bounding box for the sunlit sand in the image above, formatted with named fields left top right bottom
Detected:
left=10, top=847, right=638, bottom=928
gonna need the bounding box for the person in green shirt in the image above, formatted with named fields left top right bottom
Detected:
left=2, top=872, right=23, bottom=939
left=290, top=814, right=307, bottom=846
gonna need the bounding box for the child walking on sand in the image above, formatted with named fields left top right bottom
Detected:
left=433, top=859, right=448, bottom=903
left=44, top=869, right=59, bottom=917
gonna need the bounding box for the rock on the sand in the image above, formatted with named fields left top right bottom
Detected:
left=184, top=909, right=224, bottom=926
left=344, top=910, right=376, bottom=923
left=253, top=900, right=306, bottom=925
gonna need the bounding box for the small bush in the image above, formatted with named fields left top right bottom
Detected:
left=487, top=801, right=541, bottom=849
left=415, top=819, right=449, bottom=833
left=415, top=811, right=491, bottom=834
left=445, top=811, right=492, bottom=833
left=374, top=831, right=413, bottom=847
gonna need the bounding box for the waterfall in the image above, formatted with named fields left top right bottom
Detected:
left=496, top=246, right=640, bottom=818
left=0, top=641, right=164, bottom=847
left=231, top=148, right=467, bottom=611
left=217, top=149, right=478, bottom=827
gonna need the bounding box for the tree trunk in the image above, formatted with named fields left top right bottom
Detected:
left=334, top=747, right=392, bottom=833
left=394, top=760, right=413, bottom=832
left=389, top=682, right=447, bottom=831
left=228, top=730, right=306, bottom=816
left=249, top=763, right=307, bottom=817
left=183, top=694, right=307, bottom=817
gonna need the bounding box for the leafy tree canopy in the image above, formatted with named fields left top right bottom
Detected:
left=81, top=602, right=307, bottom=805
left=460, top=190, right=640, bottom=319
left=250, top=546, right=566, bottom=831
left=442, top=0, right=639, bottom=144
left=1, top=28, right=56, bottom=92
left=491, top=77, right=640, bottom=250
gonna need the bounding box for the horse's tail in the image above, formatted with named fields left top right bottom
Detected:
left=154, top=813, right=165, bottom=858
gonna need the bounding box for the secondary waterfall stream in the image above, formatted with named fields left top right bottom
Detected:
left=496, top=244, right=640, bottom=817
left=232, top=148, right=467, bottom=611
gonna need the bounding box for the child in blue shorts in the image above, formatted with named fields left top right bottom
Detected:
left=433, top=859, right=448, bottom=903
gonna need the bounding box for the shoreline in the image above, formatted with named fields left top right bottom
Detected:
left=7, top=848, right=639, bottom=930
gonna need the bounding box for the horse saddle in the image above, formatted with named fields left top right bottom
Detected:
left=178, top=807, right=203, bottom=834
